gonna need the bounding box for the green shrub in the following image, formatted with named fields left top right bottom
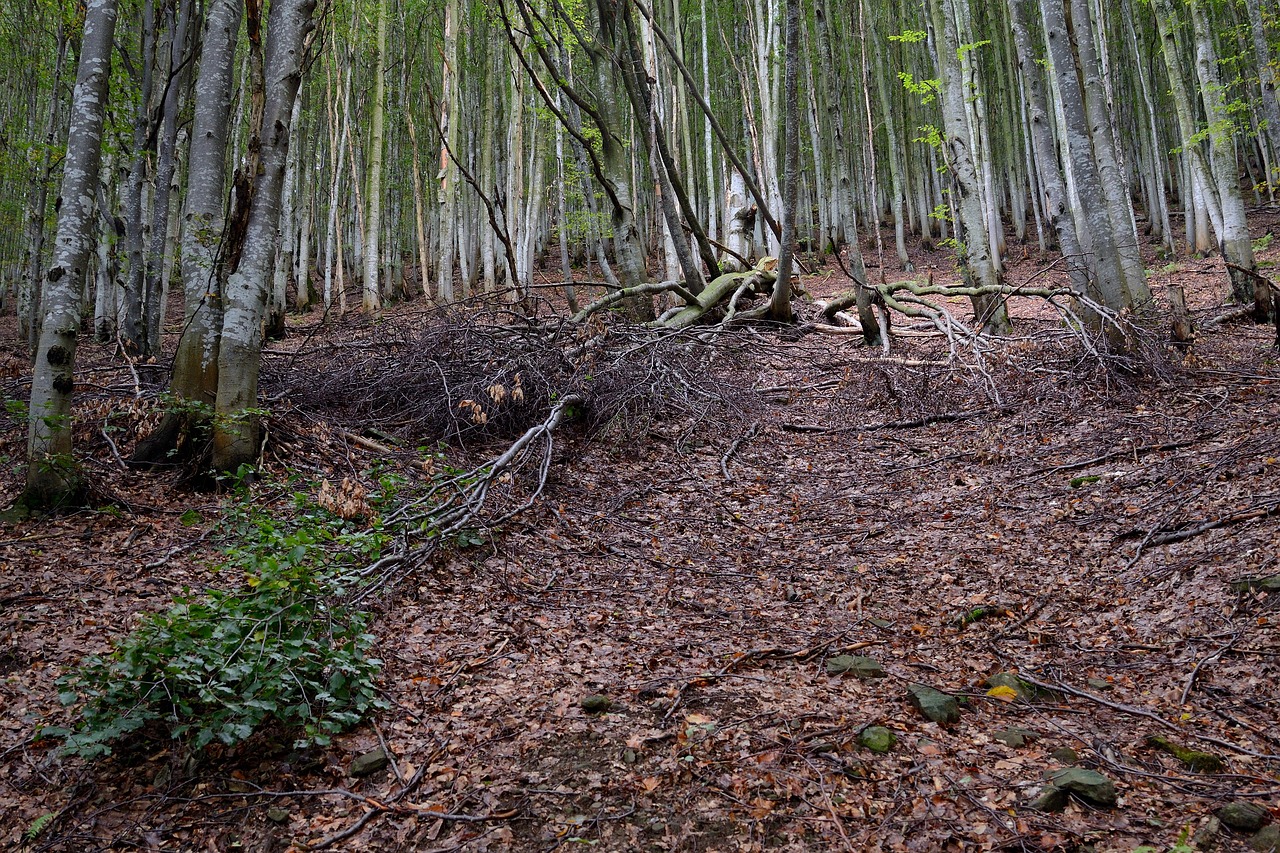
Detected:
left=50, top=495, right=389, bottom=758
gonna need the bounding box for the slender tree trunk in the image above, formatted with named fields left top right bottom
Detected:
left=768, top=0, right=798, bottom=320
left=21, top=23, right=67, bottom=354
left=1188, top=0, right=1259, bottom=311
left=927, top=0, right=1010, bottom=333
left=25, top=0, right=119, bottom=506
left=1039, top=0, right=1141, bottom=330
left=134, top=0, right=242, bottom=465
left=437, top=0, right=460, bottom=303
left=363, top=0, right=387, bottom=312
left=1069, top=0, right=1149, bottom=308
left=213, top=0, right=315, bottom=472
left=1009, top=0, right=1088, bottom=297
left=1245, top=0, right=1280, bottom=168
left=1152, top=0, right=1223, bottom=255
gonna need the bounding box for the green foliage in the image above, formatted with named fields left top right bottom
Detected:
left=914, top=124, right=944, bottom=150
left=898, top=72, right=940, bottom=105
left=50, top=492, right=390, bottom=758
left=4, top=397, right=26, bottom=423
left=955, top=39, right=991, bottom=61
left=887, top=29, right=927, bottom=44
left=1253, top=232, right=1273, bottom=254
left=23, top=813, right=55, bottom=842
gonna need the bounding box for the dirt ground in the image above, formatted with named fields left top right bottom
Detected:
left=1, top=221, right=1278, bottom=852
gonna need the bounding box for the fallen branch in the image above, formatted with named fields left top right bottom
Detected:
left=1036, top=437, right=1205, bottom=474
left=570, top=280, right=691, bottom=323
left=1147, top=499, right=1280, bottom=546
left=720, top=420, right=759, bottom=481
left=1016, top=672, right=1280, bottom=761
left=353, top=395, right=585, bottom=602
left=1181, top=633, right=1242, bottom=705
left=782, top=407, right=999, bottom=435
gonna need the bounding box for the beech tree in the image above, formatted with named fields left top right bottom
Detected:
left=17, top=0, right=1280, bottom=494
left=24, top=0, right=118, bottom=506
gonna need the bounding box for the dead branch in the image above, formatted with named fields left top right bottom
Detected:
left=570, top=280, right=694, bottom=323
left=1015, top=672, right=1280, bottom=760
left=720, top=420, right=759, bottom=481
left=352, top=394, right=584, bottom=602
left=1036, top=437, right=1206, bottom=474
left=782, top=407, right=1001, bottom=435
left=1147, top=499, right=1280, bottom=546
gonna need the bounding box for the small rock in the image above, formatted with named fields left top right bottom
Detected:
left=858, top=726, right=897, bottom=754
left=1250, top=824, right=1280, bottom=852
left=1219, top=802, right=1270, bottom=833
left=1030, top=785, right=1069, bottom=812
left=1050, top=746, right=1080, bottom=764
left=266, top=806, right=289, bottom=825
left=349, top=747, right=389, bottom=778
left=1229, top=574, right=1280, bottom=594
left=985, top=672, right=1032, bottom=702
left=826, top=655, right=886, bottom=678
left=286, top=748, right=326, bottom=774
left=1147, top=734, right=1225, bottom=773
left=1048, top=767, right=1117, bottom=807
left=992, top=727, right=1039, bottom=748
left=907, top=683, right=961, bottom=723
left=581, top=694, right=612, bottom=714
left=1193, top=816, right=1221, bottom=850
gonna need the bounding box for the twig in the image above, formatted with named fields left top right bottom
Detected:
left=101, top=427, right=127, bottom=470
left=720, top=420, right=759, bottom=481
left=782, top=407, right=1001, bottom=435
left=373, top=722, right=404, bottom=786
left=1180, top=634, right=1242, bottom=705
left=1149, top=499, right=1280, bottom=546
left=1036, top=437, right=1204, bottom=474
left=144, top=525, right=216, bottom=569
left=1017, top=672, right=1280, bottom=760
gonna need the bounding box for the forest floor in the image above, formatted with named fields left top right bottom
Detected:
left=1, top=218, right=1279, bottom=853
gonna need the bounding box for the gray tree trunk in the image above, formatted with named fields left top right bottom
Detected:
left=1189, top=0, right=1259, bottom=309
left=25, top=0, right=119, bottom=506
left=213, top=0, right=315, bottom=471
left=927, top=0, right=1010, bottom=333
left=1008, top=0, right=1090, bottom=299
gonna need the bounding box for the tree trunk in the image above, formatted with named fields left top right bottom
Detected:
left=24, top=0, right=119, bottom=506
left=363, top=0, right=387, bottom=313
left=1008, top=0, right=1090, bottom=300
left=768, top=0, right=798, bottom=321
left=1188, top=0, right=1259, bottom=312
left=927, top=0, right=1010, bottom=334
left=213, top=0, right=315, bottom=472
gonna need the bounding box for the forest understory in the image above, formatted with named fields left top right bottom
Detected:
left=1, top=217, right=1279, bottom=853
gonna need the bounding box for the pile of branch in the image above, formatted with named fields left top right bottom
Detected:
left=269, top=306, right=762, bottom=447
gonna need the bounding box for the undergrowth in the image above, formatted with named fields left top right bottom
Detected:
left=47, top=479, right=399, bottom=758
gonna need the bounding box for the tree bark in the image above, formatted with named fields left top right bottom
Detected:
left=363, top=0, right=388, bottom=313
left=768, top=0, right=799, bottom=321
left=212, top=0, right=315, bottom=472
left=25, top=0, right=119, bottom=506
left=927, top=0, right=1010, bottom=333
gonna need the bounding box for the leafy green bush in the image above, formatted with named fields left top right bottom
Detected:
left=50, top=494, right=389, bottom=758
